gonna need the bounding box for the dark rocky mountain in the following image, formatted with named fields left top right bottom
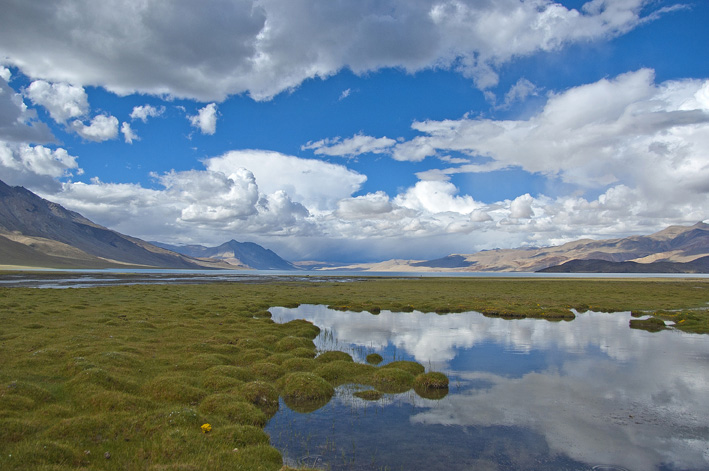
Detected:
left=411, top=255, right=476, bottom=269
left=538, top=256, right=709, bottom=273
left=0, top=180, right=228, bottom=269
left=154, top=240, right=297, bottom=270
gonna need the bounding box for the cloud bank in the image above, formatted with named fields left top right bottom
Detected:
left=16, top=70, right=701, bottom=261
left=0, top=1, right=705, bottom=262
left=0, top=0, right=672, bottom=101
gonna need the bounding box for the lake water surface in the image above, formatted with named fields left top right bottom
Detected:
left=267, top=305, right=709, bottom=471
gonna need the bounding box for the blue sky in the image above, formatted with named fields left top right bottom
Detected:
left=1, top=0, right=708, bottom=262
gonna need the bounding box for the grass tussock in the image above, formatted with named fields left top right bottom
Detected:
left=371, top=368, right=415, bottom=394
left=0, top=277, right=706, bottom=469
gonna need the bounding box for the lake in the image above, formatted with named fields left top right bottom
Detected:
left=1, top=269, right=708, bottom=289
left=267, top=305, right=709, bottom=471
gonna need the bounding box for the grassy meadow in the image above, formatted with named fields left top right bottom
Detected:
left=1, top=276, right=708, bottom=470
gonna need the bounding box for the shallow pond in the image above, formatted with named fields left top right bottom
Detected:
left=267, top=305, right=709, bottom=471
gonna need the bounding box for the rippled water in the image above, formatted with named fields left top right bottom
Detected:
left=267, top=306, right=709, bottom=471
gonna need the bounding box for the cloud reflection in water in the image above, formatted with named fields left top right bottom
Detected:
left=270, top=305, right=709, bottom=471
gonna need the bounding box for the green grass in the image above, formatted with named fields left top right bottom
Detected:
left=0, top=277, right=707, bottom=469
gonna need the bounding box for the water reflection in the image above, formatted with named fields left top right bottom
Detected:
left=269, top=306, right=709, bottom=471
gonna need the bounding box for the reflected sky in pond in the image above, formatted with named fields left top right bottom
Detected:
left=267, top=306, right=709, bottom=471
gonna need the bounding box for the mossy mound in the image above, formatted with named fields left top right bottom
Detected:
left=273, top=336, right=315, bottom=353
left=277, top=372, right=335, bottom=403
left=235, top=338, right=268, bottom=351
left=413, top=372, right=449, bottom=389
left=68, top=367, right=138, bottom=393
left=5, top=381, right=55, bottom=403
left=629, top=317, right=667, bottom=332
left=0, top=417, right=41, bottom=442
left=365, top=353, right=383, bottom=365
left=206, top=365, right=254, bottom=382
left=281, top=357, right=316, bottom=372
left=83, top=389, right=155, bottom=413
left=239, top=381, right=279, bottom=418
left=353, top=389, right=383, bottom=401
left=202, top=374, right=243, bottom=392
left=247, top=361, right=285, bottom=381
left=180, top=353, right=231, bottom=370
left=5, top=440, right=83, bottom=467
left=234, top=349, right=271, bottom=366
left=264, top=353, right=292, bottom=364
left=413, top=372, right=450, bottom=400
left=0, top=394, right=36, bottom=413
left=43, top=415, right=112, bottom=444
left=142, top=375, right=206, bottom=403
left=210, top=424, right=270, bottom=447
left=382, top=360, right=425, bottom=376
left=315, top=350, right=353, bottom=363
left=314, top=360, right=375, bottom=386
left=288, top=347, right=318, bottom=359
left=98, top=350, right=143, bottom=368
left=199, top=394, right=267, bottom=427
left=371, top=368, right=414, bottom=394
left=281, top=319, right=320, bottom=339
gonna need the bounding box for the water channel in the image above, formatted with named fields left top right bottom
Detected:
left=267, top=305, right=709, bottom=471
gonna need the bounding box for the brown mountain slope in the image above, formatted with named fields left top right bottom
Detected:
left=324, top=222, right=709, bottom=272
left=0, top=180, right=230, bottom=269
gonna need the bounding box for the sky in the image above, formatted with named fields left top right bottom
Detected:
left=1, top=0, right=708, bottom=263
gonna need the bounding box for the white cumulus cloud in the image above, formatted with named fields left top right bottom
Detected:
left=25, top=80, right=88, bottom=123
left=121, top=122, right=138, bottom=144
left=205, top=150, right=367, bottom=211
left=71, top=114, right=119, bottom=142
left=0, top=141, right=81, bottom=191
left=392, top=70, right=709, bottom=203
left=303, top=133, right=397, bottom=157
left=130, top=104, right=165, bottom=122
left=188, top=103, right=218, bottom=135
left=0, top=76, right=54, bottom=143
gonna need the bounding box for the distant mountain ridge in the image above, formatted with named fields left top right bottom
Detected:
left=153, top=240, right=297, bottom=270
left=2, top=179, right=707, bottom=273
left=538, top=255, right=709, bottom=273
left=0, top=180, right=290, bottom=270
left=324, top=222, right=709, bottom=273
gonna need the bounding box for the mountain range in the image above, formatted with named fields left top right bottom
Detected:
left=152, top=240, right=296, bottom=270
left=1, top=180, right=708, bottom=272
left=321, top=222, right=709, bottom=273
left=0, top=180, right=290, bottom=270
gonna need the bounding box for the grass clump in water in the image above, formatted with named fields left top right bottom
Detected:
left=629, top=316, right=667, bottom=332
left=413, top=372, right=450, bottom=400
left=370, top=368, right=415, bottom=394
left=315, top=350, right=353, bottom=363
left=277, top=372, right=334, bottom=413
left=277, top=372, right=334, bottom=403
left=382, top=360, right=425, bottom=376
left=314, top=360, right=375, bottom=386
left=365, top=353, right=383, bottom=365
left=354, top=389, right=383, bottom=401
left=413, top=371, right=449, bottom=389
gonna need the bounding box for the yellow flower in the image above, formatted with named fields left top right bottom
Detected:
left=201, top=423, right=212, bottom=433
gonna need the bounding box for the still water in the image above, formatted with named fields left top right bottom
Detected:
left=267, top=305, right=709, bottom=471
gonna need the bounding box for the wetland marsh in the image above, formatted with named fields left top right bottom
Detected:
left=0, top=276, right=708, bottom=470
